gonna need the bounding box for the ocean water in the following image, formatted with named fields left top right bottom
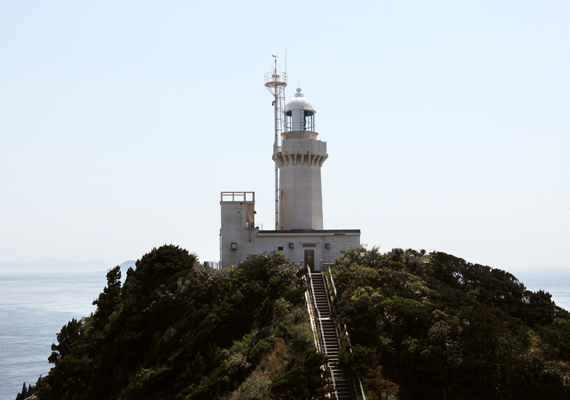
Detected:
left=0, top=272, right=106, bottom=400
left=513, top=268, right=570, bottom=311
left=0, top=268, right=569, bottom=400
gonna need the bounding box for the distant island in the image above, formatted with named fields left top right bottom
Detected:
left=110, top=260, right=136, bottom=279
left=16, top=245, right=570, bottom=400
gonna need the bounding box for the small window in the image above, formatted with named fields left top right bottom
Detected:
left=284, top=111, right=292, bottom=132
left=304, top=111, right=314, bottom=131
left=278, top=246, right=284, bottom=251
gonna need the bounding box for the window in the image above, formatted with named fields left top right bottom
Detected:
left=284, top=111, right=292, bottom=132
left=304, top=111, right=314, bottom=131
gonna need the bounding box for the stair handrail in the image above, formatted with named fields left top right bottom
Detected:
left=301, top=262, right=322, bottom=353
left=307, top=271, right=339, bottom=400
left=327, top=271, right=367, bottom=400
left=304, top=271, right=324, bottom=354
left=304, top=289, right=320, bottom=351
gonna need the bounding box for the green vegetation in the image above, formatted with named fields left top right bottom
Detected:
left=18, top=245, right=570, bottom=399
left=20, top=245, right=328, bottom=400
left=331, top=246, right=570, bottom=399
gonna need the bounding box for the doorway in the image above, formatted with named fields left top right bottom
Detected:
left=305, top=249, right=315, bottom=272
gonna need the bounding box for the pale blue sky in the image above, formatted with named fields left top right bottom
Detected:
left=1, top=1, right=568, bottom=275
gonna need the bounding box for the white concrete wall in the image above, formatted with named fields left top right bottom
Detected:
left=254, top=231, right=360, bottom=270
left=281, top=137, right=327, bottom=155
left=220, top=199, right=256, bottom=268
left=277, top=138, right=327, bottom=230
left=279, top=163, right=324, bottom=230
left=220, top=226, right=360, bottom=270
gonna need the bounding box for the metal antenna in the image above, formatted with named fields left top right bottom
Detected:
left=264, top=56, right=287, bottom=230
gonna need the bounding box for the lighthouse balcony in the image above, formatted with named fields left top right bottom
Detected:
left=282, top=130, right=319, bottom=140
left=280, top=138, right=327, bottom=156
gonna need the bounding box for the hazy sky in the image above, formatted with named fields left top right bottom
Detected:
left=1, top=1, right=568, bottom=275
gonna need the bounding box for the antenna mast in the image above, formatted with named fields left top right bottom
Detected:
left=264, top=55, right=287, bottom=230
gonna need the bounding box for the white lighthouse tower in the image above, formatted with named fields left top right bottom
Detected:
left=218, top=61, right=360, bottom=270
left=277, top=88, right=327, bottom=230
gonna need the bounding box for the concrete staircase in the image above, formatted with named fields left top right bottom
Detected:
left=309, top=272, right=356, bottom=400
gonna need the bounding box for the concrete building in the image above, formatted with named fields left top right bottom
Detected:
left=219, top=83, right=360, bottom=271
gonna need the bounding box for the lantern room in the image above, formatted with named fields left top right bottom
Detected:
left=283, top=88, right=317, bottom=139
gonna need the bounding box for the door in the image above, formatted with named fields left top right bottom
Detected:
left=305, top=249, right=315, bottom=272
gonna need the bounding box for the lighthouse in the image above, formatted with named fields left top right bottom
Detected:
left=218, top=62, right=360, bottom=270
left=277, top=88, right=327, bottom=230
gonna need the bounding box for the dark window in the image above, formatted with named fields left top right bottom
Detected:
left=304, top=111, right=314, bottom=131
left=284, top=111, right=292, bottom=132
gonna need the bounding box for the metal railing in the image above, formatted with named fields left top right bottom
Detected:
left=304, top=289, right=320, bottom=351
left=306, top=270, right=339, bottom=400
left=327, top=271, right=367, bottom=400
left=220, top=191, right=255, bottom=202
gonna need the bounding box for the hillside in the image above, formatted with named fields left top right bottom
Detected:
left=17, top=245, right=570, bottom=400
left=330, top=247, right=570, bottom=399
left=18, top=245, right=328, bottom=400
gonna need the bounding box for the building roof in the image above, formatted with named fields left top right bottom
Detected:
left=284, top=87, right=316, bottom=113
left=258, top=229, right=360, bottom=237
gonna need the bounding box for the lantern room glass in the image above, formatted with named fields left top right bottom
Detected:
left=304, top=111, right=314, bottom=131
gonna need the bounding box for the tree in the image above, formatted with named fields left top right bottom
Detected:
left=91, top=265, right=122, bottom=327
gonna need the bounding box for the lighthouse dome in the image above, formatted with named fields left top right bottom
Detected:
left=284, top=88, right=316, bottom=113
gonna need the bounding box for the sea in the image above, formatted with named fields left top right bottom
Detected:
left=0, top=271, right=107, bottom=400
left=1, top=268, right=570, bottom=400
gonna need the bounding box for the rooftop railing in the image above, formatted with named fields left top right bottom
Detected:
left=220, top=191, right=255, bottom=203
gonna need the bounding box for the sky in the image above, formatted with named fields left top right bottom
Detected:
left=1, top=1, right=568, bottom=276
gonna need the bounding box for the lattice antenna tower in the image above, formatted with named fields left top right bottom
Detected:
left=264, top=55, right=287, bottom=230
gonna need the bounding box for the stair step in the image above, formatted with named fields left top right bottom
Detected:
left=308, top=275, right=356, bottom=400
